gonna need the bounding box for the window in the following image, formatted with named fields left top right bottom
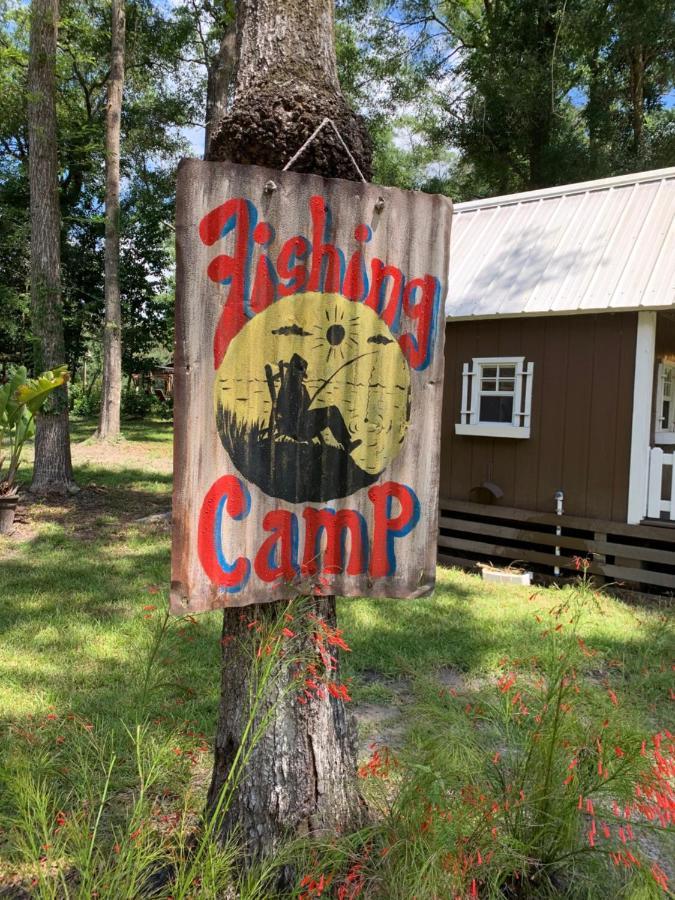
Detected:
left=655, top=361, right=675, bottom=444
left=456, top=357, right=534, bottom=438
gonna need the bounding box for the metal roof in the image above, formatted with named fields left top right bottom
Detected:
left=446, top=167, right=675, bottom=320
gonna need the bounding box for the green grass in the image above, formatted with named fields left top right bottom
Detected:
left=342, top=571, right=673, bottom=729
left=0, top=417, right=672, bottom=896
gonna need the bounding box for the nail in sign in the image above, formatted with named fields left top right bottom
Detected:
left=171, top=161, right=452, bottom=612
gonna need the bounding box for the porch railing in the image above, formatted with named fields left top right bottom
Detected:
left=647, top=446, right=675, bottom=520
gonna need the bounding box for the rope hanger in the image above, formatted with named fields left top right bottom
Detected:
left=282, top=117, right=368, bottom=184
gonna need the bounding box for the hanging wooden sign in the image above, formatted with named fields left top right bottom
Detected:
left=171, top=161, right=452, bottom=612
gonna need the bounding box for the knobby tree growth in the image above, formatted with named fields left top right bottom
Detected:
left=96, top=0, right=126, bottom=440
left=208, top=0, right=372, bottom=181
left=27, top=0, right=75, bottom=493
left=205, top=0, right=372, bottom=862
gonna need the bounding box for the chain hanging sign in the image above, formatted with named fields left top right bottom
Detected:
left=171, top=161, right=452, bottom=612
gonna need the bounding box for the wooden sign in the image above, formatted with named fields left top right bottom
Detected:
left=171, top=161, right=452, bottom=612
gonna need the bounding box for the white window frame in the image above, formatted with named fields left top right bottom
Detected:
left=455, top=356, right=534, bottom=439
left=655, top=360, right=675, bottom=445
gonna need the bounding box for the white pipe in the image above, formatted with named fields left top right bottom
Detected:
left=554, top=490, right=564, bottom=576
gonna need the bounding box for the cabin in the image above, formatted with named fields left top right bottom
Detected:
left=438, top=167, right=675, bottom=596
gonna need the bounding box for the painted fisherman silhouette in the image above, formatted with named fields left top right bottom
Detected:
left=270, top=353, right=362, bottom=454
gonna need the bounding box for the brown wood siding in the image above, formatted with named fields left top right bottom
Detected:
left=656, top=310, right=675, bottom=356
left=440, top=313, right=638, bottom=522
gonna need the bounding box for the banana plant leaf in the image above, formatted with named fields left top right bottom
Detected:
left=14, top=365, right=69, bottom=414
left=1, top=365, right=68, bottom=490
left=0, top=367, right=29, bottom=427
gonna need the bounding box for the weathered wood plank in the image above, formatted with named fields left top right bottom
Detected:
left=172, top=161, right=453, bottom=612
left=438, top=533, right=675, bottom=589
left=439, top=515, right=675, bottom=565
left=439, top=498, right=675, bottom=544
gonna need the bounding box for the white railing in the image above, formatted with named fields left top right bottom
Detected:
left=647, top=446, right=675, bottom=520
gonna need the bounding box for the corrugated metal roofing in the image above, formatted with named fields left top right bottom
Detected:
left=446, top=167, right=675, bottom=320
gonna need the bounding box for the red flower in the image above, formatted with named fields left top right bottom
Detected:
left=651, top=863, right=668, bottom=891
left=327, top=682, right=352, bottom=702
left=497, top=673, right=516, bottom=693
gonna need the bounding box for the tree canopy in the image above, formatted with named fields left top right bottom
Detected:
left=1, top=0, right=673, bottom=384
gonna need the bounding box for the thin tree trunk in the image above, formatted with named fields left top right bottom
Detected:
left=204, top=18, right=236, bottom=157
left=205, top=0, right=372, bottom=866
left=27, top=0, right=75, bottom=494
left=628, top=45, right=645, bottom=162
left=97, top=0, right=125, bottom=440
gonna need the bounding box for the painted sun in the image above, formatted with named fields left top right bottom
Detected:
left=214, top=291, right=412, bottom=485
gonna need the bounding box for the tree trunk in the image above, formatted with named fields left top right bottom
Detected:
left=97, top=0, right=125, bottom=440
left=205, top=0, right=372, bottom=867
left=526, top=10, right=556, bottom=190
left=204, top=19, right=236, bottom=157
left=628, top=45, right=645, bottom=162
left=208, top=598, right=365, bottom=863
left=207, top=0, right=372, bottom=181
left=27, top=0, right=76, bottom=494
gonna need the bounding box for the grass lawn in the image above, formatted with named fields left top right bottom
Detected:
left=0, top=418, right=672, bottom=896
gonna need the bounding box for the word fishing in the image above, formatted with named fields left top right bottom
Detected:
left=199, top=195, right=441, bottom=371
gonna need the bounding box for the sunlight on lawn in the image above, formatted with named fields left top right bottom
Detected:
left=1, top=418, right=673, bottom=897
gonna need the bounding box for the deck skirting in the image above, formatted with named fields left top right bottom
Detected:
left=438, top=498, right=675, bottom=598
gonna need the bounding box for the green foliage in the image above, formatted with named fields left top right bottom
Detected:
left=338, top=0, right=675, bottom=199
left=121, top=388, right=172, bottom=420
left=0, top=0, right=191, bottom=380
left=69, top=380, right=101, bottom=418
left=0, top=365, right=69, bottom=491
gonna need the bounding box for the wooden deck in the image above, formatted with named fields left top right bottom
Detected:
left=438, top=498, right=675, bottom=598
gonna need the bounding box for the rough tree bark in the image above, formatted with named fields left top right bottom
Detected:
left=205, top=0, right=372, bottom=864
left=28, top=0, right=76, bottom=494
left=96, top=0, right=126, bottom=440
left=207, top=0, right=372, bottom=180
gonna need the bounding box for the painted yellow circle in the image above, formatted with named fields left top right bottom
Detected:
left=214, top=292, right=411, bottom=484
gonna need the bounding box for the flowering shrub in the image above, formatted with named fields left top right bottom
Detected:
left=294, top=586, right=673, bottom=898
left=2, top=579, right=671, bottom=899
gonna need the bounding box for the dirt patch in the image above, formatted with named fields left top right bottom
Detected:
left=436, top=666, right=467, bottom=692
left=353, top=671, right=415, bottom=759
left=355, top=703, right=406, bottom=758
left=8, top=488, right=170, bottom=543
left=70, top=437, right=173, bottom=475
left=3, top=432, right=173, bottom=544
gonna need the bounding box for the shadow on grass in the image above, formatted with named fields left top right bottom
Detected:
left=13, top=463, right=173, bottom=539
left=70, top=418, right=174, bottom=444
left=340, top=571, right=673, bottom=731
